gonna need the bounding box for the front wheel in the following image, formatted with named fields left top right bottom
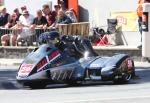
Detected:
left=27, top=82, right=47, bottom=89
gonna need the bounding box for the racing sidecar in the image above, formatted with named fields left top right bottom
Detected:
left=16, top=43, right=135, bottom=89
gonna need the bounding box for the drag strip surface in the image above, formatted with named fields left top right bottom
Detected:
left=0, top=64, right=150, bottom=103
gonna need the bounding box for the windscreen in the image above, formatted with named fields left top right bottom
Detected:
left=23, top=44, right=55, bottom=64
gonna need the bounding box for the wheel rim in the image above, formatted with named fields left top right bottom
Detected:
left=116, top=60, right=132, bottom=82
left=123, top=73, right=132, bottom=81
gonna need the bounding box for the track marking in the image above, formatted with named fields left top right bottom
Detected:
left=46, top=95, right=150, bottom=103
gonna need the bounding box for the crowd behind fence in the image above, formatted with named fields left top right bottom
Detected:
left=0, top=22, right=90, bottom=46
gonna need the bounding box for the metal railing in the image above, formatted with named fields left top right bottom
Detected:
left=0, top=22, right=90, bottom=46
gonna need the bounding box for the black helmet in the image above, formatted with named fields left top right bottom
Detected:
left=39, top=31, right=60, bottom=44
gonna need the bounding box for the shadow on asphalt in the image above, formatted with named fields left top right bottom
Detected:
left=134, top=67, right=150, bottom=83
left=0, top=67, right=150, bottom=90
left=0, top=70, right=21, bottom=90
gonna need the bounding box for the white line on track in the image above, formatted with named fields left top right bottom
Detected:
left=47, top=95, right=150, bottom=103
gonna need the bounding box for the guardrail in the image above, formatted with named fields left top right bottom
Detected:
left=0, top=22, right=90, bottom=46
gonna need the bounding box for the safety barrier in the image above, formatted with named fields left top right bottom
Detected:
left=0, top=22, right=90, bottom=46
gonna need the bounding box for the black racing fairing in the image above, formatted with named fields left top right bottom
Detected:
left=17, top=44, right=77, bottom=78
left=88, top=54, right=129, bottom=69
left=17, top=43, right=135, bottom=89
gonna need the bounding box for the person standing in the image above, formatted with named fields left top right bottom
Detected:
left=137, top=0, right=143, bottom=34
left=137, top=0, right=144, bottom=48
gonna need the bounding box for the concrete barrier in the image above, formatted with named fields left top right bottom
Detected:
left=0, top=46, right=141, bottom=61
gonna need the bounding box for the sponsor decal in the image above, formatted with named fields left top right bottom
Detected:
left=36, top=57, right=47, bottom=71
left=19, top=64, right=33, bottom=76
left=127, top=58, right=133, bottom=68
left=48, top=50, right=60, bottom=62
left=111, top=12, right=139, bottom=31
left=116, top=16, right=127, bottom=25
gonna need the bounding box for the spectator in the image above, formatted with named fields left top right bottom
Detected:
left=56, top=10, right=72, bottom=24
left=19, top=10, right=34, bottom=28
left=59, top=0, right=68, bottom=13
left=20, top=5, right=27, bottom=13
left=5, top=13, right=18, bottom=28
left=54, top=5, right=60, bottom=15
left=0, top=6, right=10, bottom=27
left=17, top=10, right=34, bottom=44
left=13, top=8, right=21, bottom=21
left=1, top=13, right=18, bottom=46
left=50, top=10, right=72, bottom=29
left=42, top=4, right=56, bottom=27
left=66, top=9, right=77, bottom=23
left=137, top=0, right=143, bottom=48
left=48, top=10, right=72, bottom=30
left=31, top=10, right=47, bottom=28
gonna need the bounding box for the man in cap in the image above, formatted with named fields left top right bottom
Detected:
left=17, top=10, right=34, bottom=45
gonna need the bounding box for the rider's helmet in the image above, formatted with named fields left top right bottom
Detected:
left=39, top=31, right=60, bottom=45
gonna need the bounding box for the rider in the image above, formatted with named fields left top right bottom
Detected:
left=39, top=30, right=98, bottom=57
left=38, top=30, right=66, bottom=51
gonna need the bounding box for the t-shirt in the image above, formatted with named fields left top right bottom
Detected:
left=137, top=0, right=144, bottom=17
left=32, top=16, right=47, bottom=25
left=19, top=14, right=34, bottom=26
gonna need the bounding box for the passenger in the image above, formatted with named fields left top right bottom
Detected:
left=38, top=31, right=65, bottom=51
left=39, top=31, right=97, bottom=58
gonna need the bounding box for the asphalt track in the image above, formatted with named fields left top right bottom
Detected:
left=0, top=62, right=150, bottom=103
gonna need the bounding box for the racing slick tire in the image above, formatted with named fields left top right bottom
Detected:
left=113, top=59, right=133, bottom=84
left=113, top=73, right=132, bottom=84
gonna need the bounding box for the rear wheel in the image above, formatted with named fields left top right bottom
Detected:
left=113, top=73, right=132, bottom=84
left=113, top=59, right=133, bottom=84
